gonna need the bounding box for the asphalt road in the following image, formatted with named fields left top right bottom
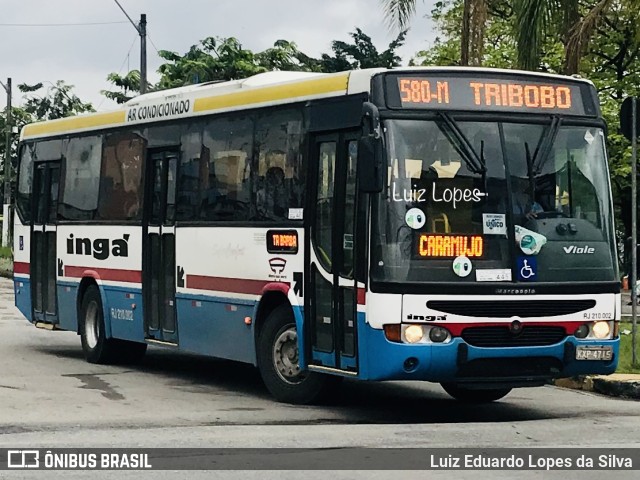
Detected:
left=1, top=277, right=639, bottom=479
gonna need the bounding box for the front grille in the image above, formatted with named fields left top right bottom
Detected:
left=461, top=326, right=566, bottom=347
left=427, top=300, right=596, bottom=318
left=457, top=356, right=564, bottom=378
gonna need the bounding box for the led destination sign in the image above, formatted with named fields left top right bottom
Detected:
left=417, top=234, right=484, bottom=258
left=387, top=74, right=590, bottom=115
left=267, top=230, right=299, bottom=254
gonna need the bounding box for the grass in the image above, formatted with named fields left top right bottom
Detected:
left=617, top=322, right=640, bottom=374
left=0, top=245, right=11, bottom=259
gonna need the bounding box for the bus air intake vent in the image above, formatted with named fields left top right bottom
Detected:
left=461, top=326, right=566, bottom=347
left=456, top=357, right=564, bottom=378
left=426, top=300, right=596, bottom=318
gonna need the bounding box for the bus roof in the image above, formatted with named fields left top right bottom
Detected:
left=20, top=67, right=595, bottom=141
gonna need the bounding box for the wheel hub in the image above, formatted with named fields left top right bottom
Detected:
left=273, top=327, right=305, bottom=384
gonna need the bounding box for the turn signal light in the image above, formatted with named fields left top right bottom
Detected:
left=384, top=324, right=402, bottom=343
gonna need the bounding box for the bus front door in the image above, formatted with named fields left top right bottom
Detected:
left=143, top=150, right=179, bottom=344
left=309, top=134, right=359, bottom=374
left=31, top=161, right=60, bottom=324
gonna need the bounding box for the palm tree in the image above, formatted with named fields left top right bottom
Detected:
left=381, top=0, right=488, bottom=66
left=514, top=0, right=618, bottom=74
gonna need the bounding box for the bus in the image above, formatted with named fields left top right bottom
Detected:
left=13, top=67, right=620, bottom=404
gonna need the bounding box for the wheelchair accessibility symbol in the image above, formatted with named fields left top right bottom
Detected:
left=517, top=256, right=537, bottom=281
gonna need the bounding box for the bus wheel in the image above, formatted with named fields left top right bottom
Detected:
left=80, top=285, right=119, bottom=364
left=257, top=305, right=331, bottom=404
left=440, top=383, right=511, bottom=403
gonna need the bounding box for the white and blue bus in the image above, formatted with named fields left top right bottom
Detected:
left=14, top=68, right=620, bottom=403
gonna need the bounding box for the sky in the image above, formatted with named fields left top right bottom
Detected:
left=0, top=0, right=437, bottom=112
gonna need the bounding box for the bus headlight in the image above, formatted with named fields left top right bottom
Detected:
left=574, top=324, right=589, bottom=339
left=404, top=325, right=424, bottom=344
left=429, top=326, right=449, bottom=343
left=591, top=321, right=611, bottom=339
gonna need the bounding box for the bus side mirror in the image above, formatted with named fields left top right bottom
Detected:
left=357, top=136, right=384, bottom=193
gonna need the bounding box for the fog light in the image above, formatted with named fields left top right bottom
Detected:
left=404, top=325, right=424, bottom=343
left=592, top=321, right=610, bottom=339
left=429, top=326, right=449, bottom=343
left=574, top=324, right=589, bottom=339
left=403, top=357, right=419, bottom=372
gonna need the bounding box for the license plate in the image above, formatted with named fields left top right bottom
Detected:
left=575, top=346, right=613, bottom=361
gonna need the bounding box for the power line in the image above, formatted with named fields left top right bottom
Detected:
left=0, top=21, right=128, bottom=27
left=147, top=30, right=161, bottom=55
left=96, top=33, right=139, bottom=111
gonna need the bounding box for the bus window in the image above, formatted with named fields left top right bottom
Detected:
left=17, top=144, right=35, bottom=221
left=98, top=133, right=145, bottom=221
left=59, top=136, right=101, bottom=221
left=202, top=117, right=253, bottom=221
left=177, top=126, right=205, bottom=222
left=254, top=109, right=305, bottom=221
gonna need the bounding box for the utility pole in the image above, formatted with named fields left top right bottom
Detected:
left=632, top=97, right=638, bottom=367
left=1, top=78, right=11, bottom=248
left=113, top=1, right=147, bottom=94
left=139, top=14, right=147, bottom=95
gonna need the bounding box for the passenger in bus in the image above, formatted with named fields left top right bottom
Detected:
left=257, top=166, right=288, bottom=219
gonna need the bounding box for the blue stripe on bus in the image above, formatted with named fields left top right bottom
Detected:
left=175, top=291, right=256, bottom=364
left=358, top=321, right=618, bottom=381
left=14, top=277, right=32, bottom=322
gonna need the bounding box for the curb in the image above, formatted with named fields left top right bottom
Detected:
left=554, top=375, right=640, bottom=399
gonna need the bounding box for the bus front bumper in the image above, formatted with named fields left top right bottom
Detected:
left=360, top=327, right=619, bottom=385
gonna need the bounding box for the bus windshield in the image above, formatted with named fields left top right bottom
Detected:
left=371, top=118, right=617, bottom=286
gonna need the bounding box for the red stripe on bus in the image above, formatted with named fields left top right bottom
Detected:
left=13, top=262, right=30, bottom=274
left=437, top=321, right=588, bottom=337
left=187, top=275, right=272, bottom=295
left=357, top=288, right=366, bottom=305
left=64, top=266, right=142, bottom=283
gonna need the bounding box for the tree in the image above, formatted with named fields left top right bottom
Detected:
left=101, top=70, right=142, bottom=104
left=381, top=0, right=487, bottom=65
left=103, top=28, right=407, bottom=102
left=320, top=28, right=406, bottom=72
left=18, top=81, right=94, bottom=121
left=157, top=37, right=267, bottom=90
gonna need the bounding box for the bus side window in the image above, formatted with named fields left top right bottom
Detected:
left=97, top=133, right=145, bottom=221
left=202, top=116, right=253, bottom=221
left=254, top=109, right=304, bottom=221
left=59, top=136, right=101, bottom=221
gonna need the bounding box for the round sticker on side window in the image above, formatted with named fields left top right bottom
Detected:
left=405, top=208, right=426, bottom=230
left=452, top=256, right=473, bottom=277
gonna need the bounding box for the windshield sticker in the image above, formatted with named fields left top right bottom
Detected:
left=452, top=256, right=473, bottom=277
left=405, top=208, right=426, bottom=229
left=517, top=256, right=537, bottom=281
left=431, top=160, right=461, bottom=178
left=482, top=213, right=507, bottom=235
left=476, top=269, right=512, bottom=282
left=584, top=130, right=594, bottom=144
left=288, top=208, right=303, bottom=220
left=515, top=225, right=547, bottom=255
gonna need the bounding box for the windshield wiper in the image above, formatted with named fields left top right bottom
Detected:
left=531, top=116, right=561, bottom=176
left=438, top=113, right=486, bottom=174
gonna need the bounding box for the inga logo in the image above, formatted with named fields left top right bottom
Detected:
left=406, top=313, right=447, bottom=322
left=66, top=234, right=130, bottom=260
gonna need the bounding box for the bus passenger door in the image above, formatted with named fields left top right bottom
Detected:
left=309, top=133, right=359, bottom=373
left=31, top=161, right=60, bottom=324
left=143, top=150, right=179, bottom=344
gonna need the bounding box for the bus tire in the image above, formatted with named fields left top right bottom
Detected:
left=440, top=383, right=511, bottom=403
left=257, top=305, right=332, bottom=404
left=79, top=285, right=119, bottom=364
